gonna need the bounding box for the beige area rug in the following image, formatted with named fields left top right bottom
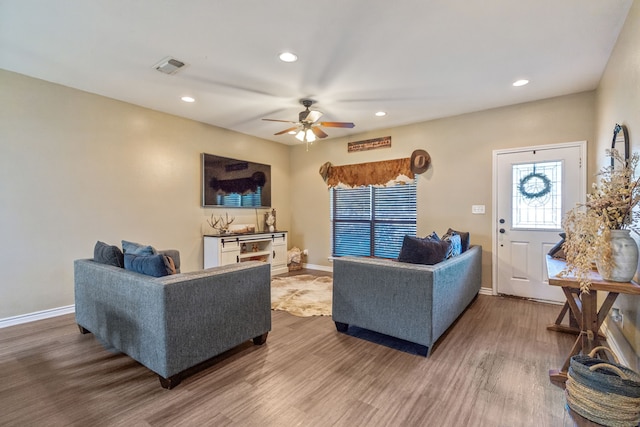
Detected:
left=271, top=274, right=333, bottom=317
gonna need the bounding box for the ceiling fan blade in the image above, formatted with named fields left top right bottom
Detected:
left=311, top=127, right=328, bottom=138
left=319, top=121, right=355, bottom=128
left=306, top=110, right=323, bottom=123
left=274, top=126, right=300, bottom=136
left=262, top=118, right=297, bottom=124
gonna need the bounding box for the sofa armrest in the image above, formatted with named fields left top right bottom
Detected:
left=429, top=245, right=482, bottom=342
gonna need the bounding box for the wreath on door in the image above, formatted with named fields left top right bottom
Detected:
left=519, top=170, right=551, bottom=199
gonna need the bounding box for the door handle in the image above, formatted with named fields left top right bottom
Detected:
left=499, top=228, right=506, bottom=234
left=499, top=218, right=505, bottom=224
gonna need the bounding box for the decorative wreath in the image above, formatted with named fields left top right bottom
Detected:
left=519, top=171, right=551, bottom=199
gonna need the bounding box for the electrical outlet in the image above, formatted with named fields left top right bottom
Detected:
left=472, top=205, right=485, bottom=214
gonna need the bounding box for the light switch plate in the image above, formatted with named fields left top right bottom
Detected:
left=472, top=205, right=485, bottom=214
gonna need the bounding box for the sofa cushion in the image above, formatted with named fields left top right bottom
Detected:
left=124, top=253, right=169, bottom=277
left=398, top=235, right=450, bottom=265
left=442, top=232, right=462, bottom=258
left=94, top=241, right=124, bottom=267
left=445, top=228, right=470, bottom=253
left=122, top=240, right=156, bottom=256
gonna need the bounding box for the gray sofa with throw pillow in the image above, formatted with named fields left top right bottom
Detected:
left=74, top=244, right=271, bottom=389
left=332, top=244, right=482, bottom=356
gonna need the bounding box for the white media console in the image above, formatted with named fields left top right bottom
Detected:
left=204, top=231, right=288, bottom=276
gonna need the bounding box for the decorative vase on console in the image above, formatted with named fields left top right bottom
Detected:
left=595, top=229, right=638, bottom=282
left=562, top=148, right=640, bottom=292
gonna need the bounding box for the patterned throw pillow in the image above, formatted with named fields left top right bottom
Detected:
left=442, top=232, right=462, bottom=258
left=445, top=228, right=470, bottom=252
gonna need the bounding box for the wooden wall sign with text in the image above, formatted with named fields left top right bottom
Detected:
left=348, top=136, right=392, bottom=153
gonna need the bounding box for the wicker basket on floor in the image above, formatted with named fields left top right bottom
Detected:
left=565, top=346, right=640, bottom=427
left=288, top=261, right=302, bottom=271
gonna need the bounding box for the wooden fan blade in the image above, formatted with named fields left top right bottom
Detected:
left=311, top=127, right=328, bottom=138
left=262, top=118, right=297, bottom=124
left=319, top=121, right=355, bottom=128
left=274, top=126, right=300, bottom=136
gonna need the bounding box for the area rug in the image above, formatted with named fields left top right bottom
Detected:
left=271, top=274, right=332, bottom=317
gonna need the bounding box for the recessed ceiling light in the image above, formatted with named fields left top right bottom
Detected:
left=375, top=111, right=387, bottom=117
left=513, top=79, right=530, bottom=87
left=279, top=52, right=298, bottom=63
left=181, top=96, right=195, bottom=103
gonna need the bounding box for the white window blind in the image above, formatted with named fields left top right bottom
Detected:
left=331, top=182, right=417, bottom=258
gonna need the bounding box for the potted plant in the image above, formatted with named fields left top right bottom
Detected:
left=562, top=149, right=640, bottom=293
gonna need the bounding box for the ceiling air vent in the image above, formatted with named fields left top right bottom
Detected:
left=153, top=57, right=186, bottom=75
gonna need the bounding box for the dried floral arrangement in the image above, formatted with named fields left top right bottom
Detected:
left=561, top=149, right=640, bottom=293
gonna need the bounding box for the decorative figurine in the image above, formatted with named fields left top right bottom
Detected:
left=265, top=209, right=276, bottom=233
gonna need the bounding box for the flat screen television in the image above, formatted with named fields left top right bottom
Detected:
left=201, top=153, right=271, bottom=208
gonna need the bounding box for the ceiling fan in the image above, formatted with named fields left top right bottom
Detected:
left=262, top=99, right=355, bottom=145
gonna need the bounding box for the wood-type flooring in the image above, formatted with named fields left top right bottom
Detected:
left=0, top=277, right=586, bottom=426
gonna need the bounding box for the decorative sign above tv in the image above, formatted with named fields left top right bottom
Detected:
left=201, top=153, right=271, bottom=208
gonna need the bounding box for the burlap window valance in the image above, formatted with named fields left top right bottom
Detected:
left=319, top=158, right=414, bottom=188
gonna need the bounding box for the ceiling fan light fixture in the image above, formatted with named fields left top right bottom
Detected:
left=306, top=129, right=316, bottom=142
left=295, top=130, right=305, bottom=141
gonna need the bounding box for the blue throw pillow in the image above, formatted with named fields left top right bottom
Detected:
left=94, top=241, right=124, bottom=267
left=124, top=253, right=169, bottom=277
left=398, top=235, right=450, bottom=265
left=122, top=240, right=156, bottom=256
left=442, top=232, right=462, bottom=258
left=445, top=228, right=470, bottom=252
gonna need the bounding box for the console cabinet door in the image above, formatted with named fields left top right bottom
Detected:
left=272, top=238, right=287, bottom=269
left=220, top=244, right=240, bottom=265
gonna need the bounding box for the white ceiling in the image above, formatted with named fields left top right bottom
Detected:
left=0, top=0, right=633, bottom=145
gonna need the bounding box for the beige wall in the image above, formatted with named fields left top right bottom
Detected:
left=290, top=91, right=596, bottom=290
left=595, top=0, right=640, bottom=367
left=0, top=69, right=290, bottom=319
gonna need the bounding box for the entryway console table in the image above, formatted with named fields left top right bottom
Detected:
left=204, top=232, right=288, bottom=276
left=545, top=255, right=640, bottom=385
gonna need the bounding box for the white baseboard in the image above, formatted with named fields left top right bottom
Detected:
left=303, top=263, right=333, bottom=272
left=0, top=305, right=75, bottom=329
left=479, top=287, right=493, bottom=296
left=602, top=319, right=636, bottom=371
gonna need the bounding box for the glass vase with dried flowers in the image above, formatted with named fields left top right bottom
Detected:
left=561, top=149, right=640, bottom=293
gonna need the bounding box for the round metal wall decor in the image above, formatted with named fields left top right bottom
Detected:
left=519, top=171, right=552, bottom=199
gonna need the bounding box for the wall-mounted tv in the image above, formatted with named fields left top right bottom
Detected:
left=201, top=153, right=271, bottom=208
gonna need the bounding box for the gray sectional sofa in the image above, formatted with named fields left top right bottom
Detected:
left=332, top=245, right=482, bottom=356
left=74, top=254, right=271, bottom=389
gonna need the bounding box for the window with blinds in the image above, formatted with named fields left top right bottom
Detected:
left=330, top=182, right=417, bottom=258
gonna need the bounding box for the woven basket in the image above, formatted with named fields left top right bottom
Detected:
left=288, top=261, right=302, bottom=271
left=566, top=346, right=640, bottom=427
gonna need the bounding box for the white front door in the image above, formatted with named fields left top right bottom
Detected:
left=494, top=142, right=586, bottom=303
